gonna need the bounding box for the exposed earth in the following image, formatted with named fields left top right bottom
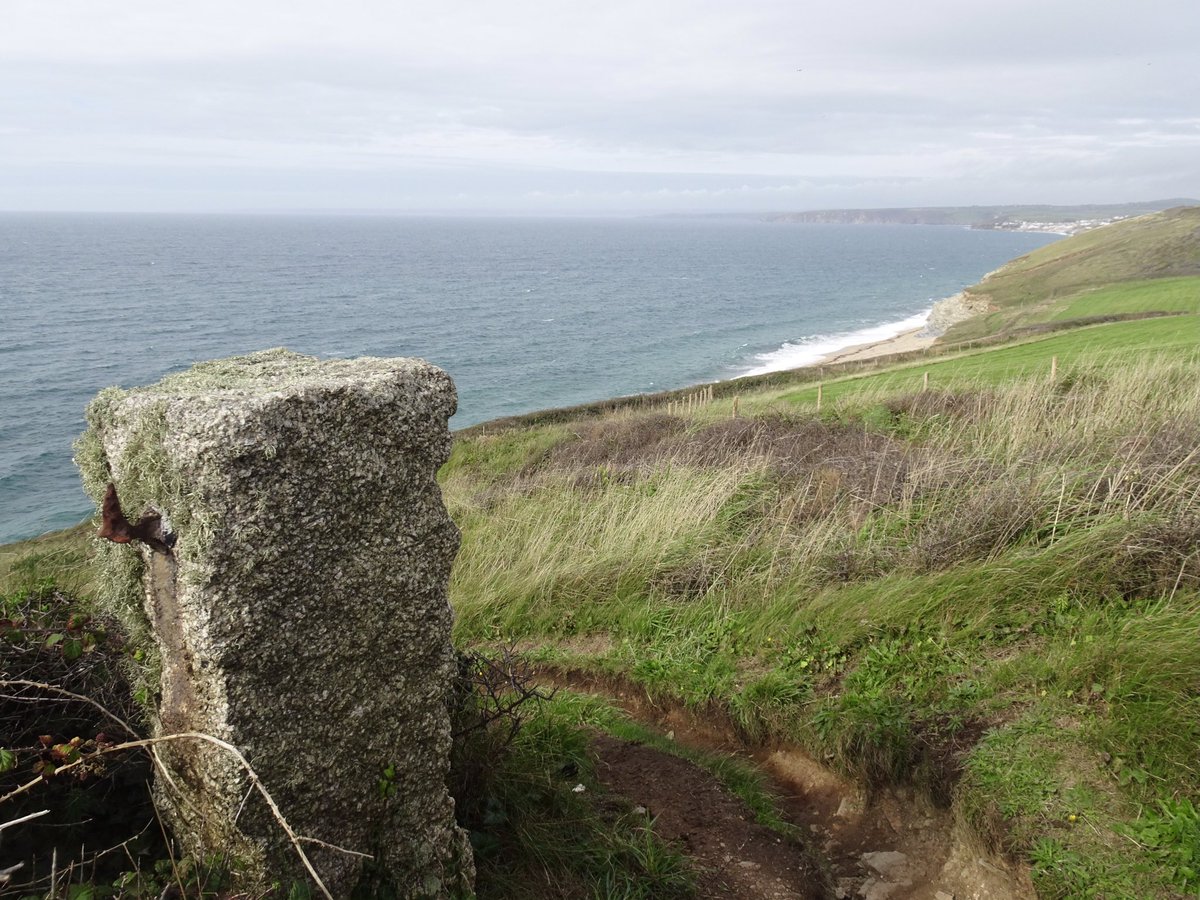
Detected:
left=554, top=672, right=1034, bottom=900
left=593, top=732, right=826, bottom=899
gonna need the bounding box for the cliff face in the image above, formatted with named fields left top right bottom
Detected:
left=767, top=208, right=985, bottom=227
left=919, top=292, right=994, bottom=337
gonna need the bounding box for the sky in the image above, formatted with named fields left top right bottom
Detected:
left=2, top=0, right=1198, bottom=214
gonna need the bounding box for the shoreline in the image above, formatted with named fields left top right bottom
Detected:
left=745, top=285, right=993, bottom=374
left=810, top=324, right=937, bottom=366
left=737, top=307, right=937, bottom=378
left=4, top=308, right=949, bottom=547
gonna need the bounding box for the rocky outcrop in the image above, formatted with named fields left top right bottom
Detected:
left=75, top=349, right=472, bottom=898
left=918, top=292, right=994, bottom=337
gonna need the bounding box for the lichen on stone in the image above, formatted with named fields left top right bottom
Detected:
left=75, top=349, right=473, bottom=898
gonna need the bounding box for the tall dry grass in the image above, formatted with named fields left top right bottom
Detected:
left=448, top=355, right=1200, bottom=625
left=443, top=353, right=1200, bottom=896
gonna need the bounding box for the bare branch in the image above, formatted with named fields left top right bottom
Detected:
left=0, top=678, right=188, bottom=813
left=2, top=678, right=139, bottom=738
left=0, top=773, right=47, bottom=806
left=453, top=644, right=554, bottom=740
left=0, top=808, right=50, bottom=831
left=1, top=680, right=374, bottom=900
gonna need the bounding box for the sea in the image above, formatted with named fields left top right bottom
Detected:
left=0, top=213, right=1058, bottom=544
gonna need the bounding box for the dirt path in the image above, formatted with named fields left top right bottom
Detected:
left=592, top=732, right=827, bottom=899
left=549, top=670, right=1035, bottom=900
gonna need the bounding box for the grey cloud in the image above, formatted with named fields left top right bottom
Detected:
left=2, top=0, right=1197, bottom=212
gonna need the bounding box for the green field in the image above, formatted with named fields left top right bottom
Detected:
left=1042, top=275, right=1200, bottom=322
left=943, top=206, right=1200, bottom=340
left=778, top=314, right=1200, bottom=407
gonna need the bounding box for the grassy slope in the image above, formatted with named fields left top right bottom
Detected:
left=443, top=213, right=1200, bottom=897
left=445, top=355, right=1200, bottom=898
left=945, top=205, right=1200, bottom=340
left=1041, top=275, right=1200, bottom=321
left=779, top=314, right=1200, bottom=407
left=0, top=523, right=94, bottom=598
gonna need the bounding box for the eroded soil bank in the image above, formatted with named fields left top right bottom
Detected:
left=545, top=669, right=1035, bottom=900
left=593, top=732, right=826, bottom=898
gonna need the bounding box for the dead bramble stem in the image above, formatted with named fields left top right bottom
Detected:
left=1, top=678, right=189, bottom=808
left=0, top=679, right=372, bottom=900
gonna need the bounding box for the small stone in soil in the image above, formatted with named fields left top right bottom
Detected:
left=836, top=796, right=863, bottom=819
left=858, top=878, right=909, bottom=900
left=860, top=850, right=910, bottom=879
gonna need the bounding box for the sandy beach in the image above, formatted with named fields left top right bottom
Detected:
left=812, top=325, right=938, bottom=367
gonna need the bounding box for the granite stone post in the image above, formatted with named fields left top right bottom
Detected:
left=74, top=349, right=473, bottom=898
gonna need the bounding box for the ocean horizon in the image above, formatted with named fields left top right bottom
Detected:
left=0, top=213, right=1057, bottom=544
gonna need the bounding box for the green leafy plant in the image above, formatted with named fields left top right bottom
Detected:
left=1120, top=797, right=1200, bottom=892
left=377, top=763, right=398, bottom=800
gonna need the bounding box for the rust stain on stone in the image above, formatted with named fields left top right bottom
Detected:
left=147, top=550, right=198, bottom=741
left=99, top=483, right=197, bottom=767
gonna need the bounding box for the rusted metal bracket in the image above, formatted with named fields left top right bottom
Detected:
left=98, top=482, right=175, bottom=553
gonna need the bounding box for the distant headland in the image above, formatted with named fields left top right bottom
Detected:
left=763, top=198, right=1199, bottom=235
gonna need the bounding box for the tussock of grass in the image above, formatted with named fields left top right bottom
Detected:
left=0, top=523, right=94, bottom=599
left=446, top=352, right=1200, bottom=896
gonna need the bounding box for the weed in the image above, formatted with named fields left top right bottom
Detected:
left=1028, top=838, right=1093, bottom=898
left=728, top=670, right=812, bottom=742
left=0, top=583, right=160, bottom=896
left=1120, top=796, right=1200, bottom=894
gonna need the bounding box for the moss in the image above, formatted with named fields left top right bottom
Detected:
left=141, top=347, right=415, bottom=397
left=72, top=350, right=404, bottom=658
left=75, top=391, right=180, bottom=704
left=73, top=419, right=110, bottom=504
